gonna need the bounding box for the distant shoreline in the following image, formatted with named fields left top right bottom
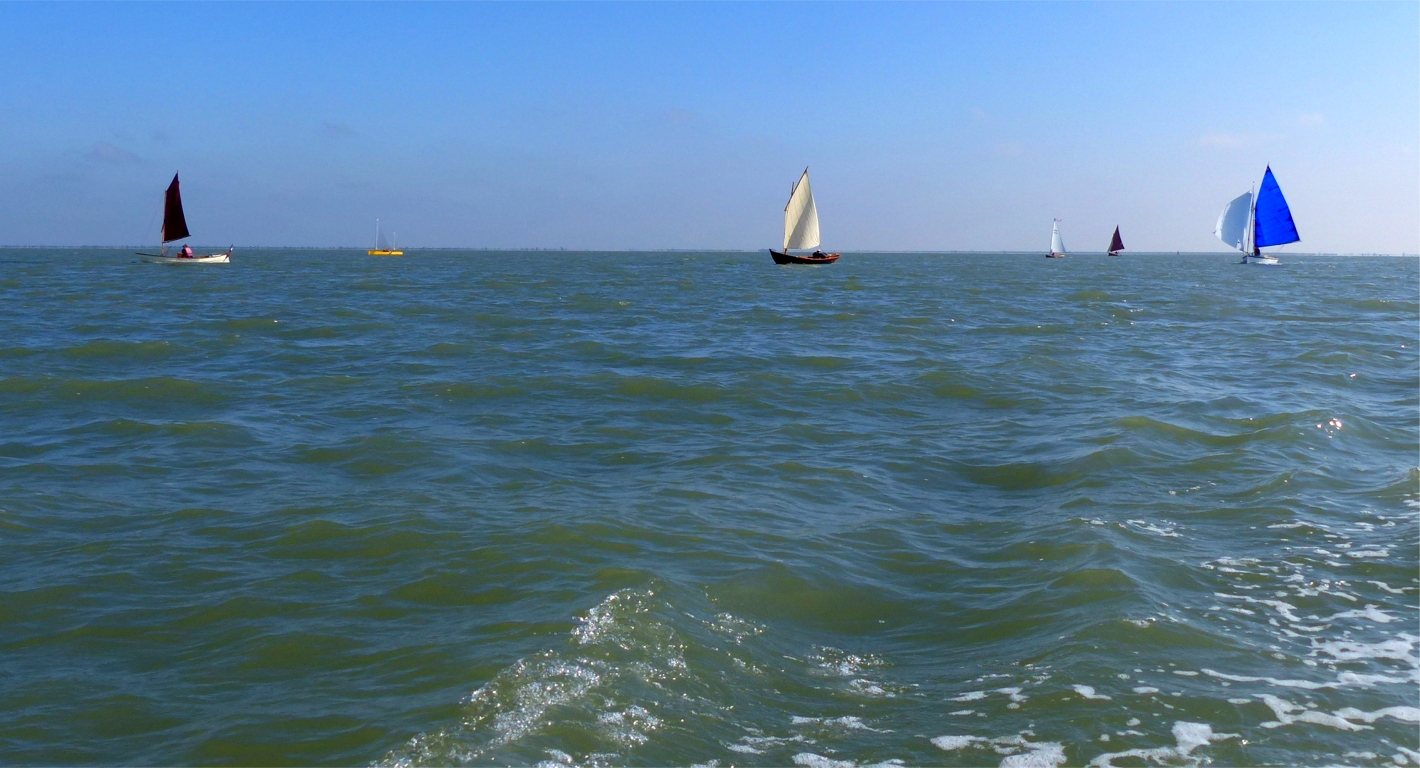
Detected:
left=0, top=246, right=1414, bottom=257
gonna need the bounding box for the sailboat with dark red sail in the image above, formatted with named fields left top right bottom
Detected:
left=769, top=169, right=840, bottom=265
left=137, top=173, right=231, bottom=264
left=1107, top=226, right=1124, bottom=256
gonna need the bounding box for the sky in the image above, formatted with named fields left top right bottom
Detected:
left=0, top=2, right=1415, bottom=253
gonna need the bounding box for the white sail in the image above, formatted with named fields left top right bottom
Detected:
left=1050, top=220, right=1065, bottom=254
left=783, top=169, right=820, bottom=251
left=1215, top=191, right=1252, bottom=252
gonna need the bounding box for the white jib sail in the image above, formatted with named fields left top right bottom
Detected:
left=1050, top=221, right=1065, bottom=254
left=1215, top=191, right=1253, bottom=252
left=783, top=169, right=821, bottom=251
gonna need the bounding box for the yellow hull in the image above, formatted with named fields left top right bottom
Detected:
left=368, top=250, right=404, bottom=256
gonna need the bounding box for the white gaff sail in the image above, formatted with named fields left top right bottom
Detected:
left=1215, top=191, right=1253, bottom=252
left=783, top=169, right=821, bottom=251
left=1050, top=220, right=1065, bottom=254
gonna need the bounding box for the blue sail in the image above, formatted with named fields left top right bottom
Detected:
left=1252, top=166, right=1300, bottom=248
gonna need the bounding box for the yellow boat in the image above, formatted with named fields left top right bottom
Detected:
left=368, top=219, right=403, bottom=256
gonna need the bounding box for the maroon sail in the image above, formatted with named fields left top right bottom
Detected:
left=1108, top=226, right=1124, bottom=254
left=162, top=173, right=190, bottom=243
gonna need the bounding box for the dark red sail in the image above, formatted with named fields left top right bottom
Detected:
left=1108, top=226, right=1124, bottom=253
left=162, top=173, right=190, bottom=243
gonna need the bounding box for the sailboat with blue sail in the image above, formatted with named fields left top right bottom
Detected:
left=1215, top=166, right=1299, bottom=265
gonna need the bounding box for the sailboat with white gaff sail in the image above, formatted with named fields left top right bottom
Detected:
left=136, top=173, right=231, bottom=264
left=1215, top=166, right=1299, bottom=265
left=770, top=168, right=840, bottom=265
left=1046, top=219, right=1066, bottom=258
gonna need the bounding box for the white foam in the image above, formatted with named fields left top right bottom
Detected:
left=1328, top=604, right=1395, bottom=623
left=1087, top=721, right=1238, bottom=767
left=1127, top=519, right=1181, bottom=538
left=1073, top=685, right=1112, bottom=700
left=848, top=678, right=894, bottom=697
left=1132, top=686, right=1159, bottom=694
left=1333, top=705, right=1420, bottom=724
left=950, top=690, right=986, bottom=702
left=792, top=753, right=855, bottom=768
left=790, top=715, right=877, bottom=731
left=1201, top=667, right=1411, bottom=690
left=930, top=733, right=1065, bottom=767
left=930, top=735, right=984, bottom=751
left=1315, top=635, right=1418, bottom=664
left=1257, top=694, right=1367, bottom=731
left=1369, top=581, right=1407, bottom=595
left=1001, top=742, right=1066, bottom=768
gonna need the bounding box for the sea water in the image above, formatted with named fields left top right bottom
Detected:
left=0, top=249, right=1415, bottom=766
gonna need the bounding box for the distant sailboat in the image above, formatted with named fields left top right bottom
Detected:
left=1216, top=166, right=1299, bottom=265
left=770, top=169, right=840, bottom=265
left=368, top=219, right=403, bottom=256
left=1046, top=219, right=1066, bottom=258
left=1107, top=226, right=1124, bottom=256
left=137, top=173, right=231, bottom=264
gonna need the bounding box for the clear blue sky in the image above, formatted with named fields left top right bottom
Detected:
left=1, top=2, right=1415, bottom=252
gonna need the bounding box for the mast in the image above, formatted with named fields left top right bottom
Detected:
left=1247, top=184, right=1257, bottom=259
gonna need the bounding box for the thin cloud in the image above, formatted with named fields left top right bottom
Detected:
left=995, top=141, right=1024, bottom=156
left=321, top=121, right=356, bottom=137
left=83, top=141, right=142, bottom=165
left=1297, top=112, right=1325, bottom=127
left=970, top=106, right=990, bottom=122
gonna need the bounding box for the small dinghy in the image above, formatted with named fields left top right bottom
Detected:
left=1107, top=226, right=1124, bottom=256
left=1216, top=166, right=1298, bottom=265
left=137, top=174, right=230, bottom=264
left=769, top=168, right=840, bottom=265
left=1046, top=219, right=1066, bottom=258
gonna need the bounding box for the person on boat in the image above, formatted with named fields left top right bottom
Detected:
left=812, top=250, right=826, bottom=258
left=180, top=244, right=194, bottom=258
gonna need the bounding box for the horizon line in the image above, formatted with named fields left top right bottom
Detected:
left=0, top=246, right=1416, bottom=257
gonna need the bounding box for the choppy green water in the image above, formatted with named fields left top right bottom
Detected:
left=1, top=249, right=1416, bottom=766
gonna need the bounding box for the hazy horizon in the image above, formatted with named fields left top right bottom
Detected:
left=1, top=3, right=1415, bottom=253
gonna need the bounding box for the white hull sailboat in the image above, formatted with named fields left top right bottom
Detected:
left=1046, top=219, right=1066, bottom=258
left=1216, top=166, right=1298, bottom=265
left=769, top=168, right=839, bottom=265
left=136, top=174, right=231, bottom=264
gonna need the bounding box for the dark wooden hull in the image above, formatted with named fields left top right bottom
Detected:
left=771, top=250, right=841, bottom=265
left=1045, top=253, right=1065, bottom=259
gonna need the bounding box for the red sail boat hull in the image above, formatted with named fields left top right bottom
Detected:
left=770, top=250, right=840, bottom=265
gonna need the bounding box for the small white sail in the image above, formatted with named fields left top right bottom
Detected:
left=783, top=169, right=821, bottom=251
left=1215, top=191, right=1252, bottom=252
left=1050, top=220, right=1065, bottom=254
